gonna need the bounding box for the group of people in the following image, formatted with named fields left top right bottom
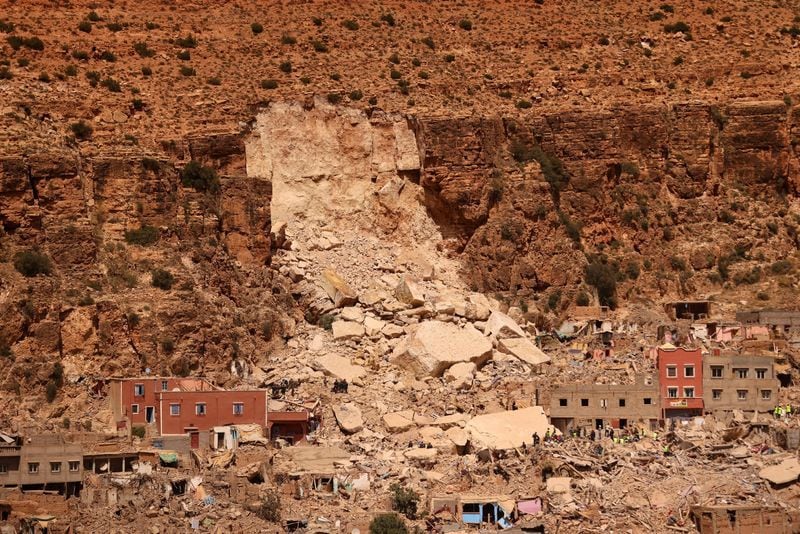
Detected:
left=331, top=379, right=349, bottom=393
left=773, top=404, right=794, bottom=419
left=532, top=426, right=660, bottom=447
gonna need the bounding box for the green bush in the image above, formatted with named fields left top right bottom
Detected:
left=576, top=291, right=590, bottom=306
left=131, top=426, right=146, bottom=438
left=14, top=249, right=52, bottom=277
left=327, top=93, right=342, bottom=104
left=757, top=291, right=770, bottom=301
left=444, top=53, right=455, bottom=62
left=145, top=21, right=159, bottom=30
left=106, top=22, right=123, bottom=32
left=7, top=35, right=44, bottom=51
left=207, top=76, right=221, bottom=85
left=124, top=226, right=159, bottom=246
left=516, top=100, right=532, bottom=109
left=318, top=314, right=335, bottom=330
left=664, top=21, right=690, bottom=33
left=281, top=34, right=297, bottom=45
left=38, top=72, right=50, bottom=82
left=279, top=60, right=292, bottom=73
left=312, top=17, right=323, bottom=26
left=134, top=42, right=155, bottom=57
left=0, top=67, right=11, bottom=80
left=381, top=13, right=396, bottom=26
left=390, top=483, right=419, bottom=519
left=87, top=11, right=102, bottom=22
left=151, top=269, right=174, bottom=290
left=101, top=77, right=121, bottom=92
left=771, top=259, right=793, bottom=275
left=179, top=66, right=196, bottom=77
left=251, top=22, right=264, bottom=34
left=625, top=260, right=640, bottom=279
left=547, top=290, right=561, bottom=311
left=261, top=78, right=278, bottom=89
left=141, top=66, right=153, bottom=76
left=65, top=65, right=78, bottom=76
left=669, top=256, right=687, bottom=271
left=0, top=20, right=15, bottom=33
left=422, top=36, right=435, bottom=49
left=733, top=267, right=761, bottom=285
left=180, top=161, right=219, bottom=193
left=342, top=19, right=359, bottom=31
left=558, top=211, right=581, bottom=243
left=175, top=35, right=197, bottom=48
left=349, top=90, right=363, bottom=101
left=598, top=36, right=609, bottom=45
left=256, top=491, right=281, bottom=522
left=177, top=50, right=190, bottom=60
left=459, top=19, right=472, bottom=31
left=45, top=382, right=58, bottom=403
left=312, top=39, right=329, bottom=52
left=78, top=20, right=92, bottom=33
left=369, top=513, right=407, bottom=534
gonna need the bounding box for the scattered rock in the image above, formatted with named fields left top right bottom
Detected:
left=395, top=277, right=425, bottom=306
left=364, top=316, right=386, bottom=336
left=340, top=306, right=365, bottom=323
left=333, top=403, right=364, bottom=434
left=390, top=321, right=492, bottom=377
left=332, top=320, right=366, bottom=340
left=444, top=361, right=476, bottom=390
left=313, top=353, right=366, bottom=382
left=485, top=310, right=526, bottom=339
left=465, top=406, right=552, bottom=450
left=497, top=337, right=551, bottom=366
left=320, top=269, right=358, bottom=308
left=383, top=410, right=416, bottom=432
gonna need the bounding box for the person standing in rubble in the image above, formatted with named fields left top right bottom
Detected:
left=786, top=404, right=792, bottom=419
left=774, top=405, right=781, bottom=419
left=532, top=432, right=540, bottom=447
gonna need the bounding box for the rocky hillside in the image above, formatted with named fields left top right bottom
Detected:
left=0, top=0, right=799, bottom=424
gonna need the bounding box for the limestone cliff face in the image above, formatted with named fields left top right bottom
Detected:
left=417, top=100, right=799, bottom=299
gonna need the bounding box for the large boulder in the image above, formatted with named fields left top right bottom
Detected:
left=395, top=277, right=425, bottom=306
left=497, top=338, right=551, bottom=367
left=320, top=269, right=357, bottom=308
left=333, top=403, right=363, bottom=434
left=444, top=362, right=476, bottom=389
left=390, top=321, right=492, bottom=378
left=485, top=310, right=526, bottom=339
left=313, top=354, right=366, bottom=382
left=465, top=407, right=553, bottom=450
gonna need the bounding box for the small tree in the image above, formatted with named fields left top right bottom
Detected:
left=369, top=513, right=408, bottom=534
left=14, top=249, right=52, bottom=277
left=124, top=226, right=159, bottom=246
left=256, top=491, right=281, bottom=522
left=181, top=161, right=219, bottom=193
left=70, top=121, right=93, bottom=141
left=251, top=22, right=264, bottom=34
left=390, top=483, right=419, bottom=519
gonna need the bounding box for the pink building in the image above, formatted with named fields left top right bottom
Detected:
left=656, top=347, right=704, bottom=419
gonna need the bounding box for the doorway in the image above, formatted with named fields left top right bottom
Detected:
left=595, top=419, right=604, bottom=429
left=145, top=406, right=155, bottom=423
left=190, top=431, right=200, bottom=449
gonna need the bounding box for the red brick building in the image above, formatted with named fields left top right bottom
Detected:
left=657, top=347, right=704, bottom=419
left=267, top=411, right=312, bottom=445
left=109, top=378, right=268, bottom=445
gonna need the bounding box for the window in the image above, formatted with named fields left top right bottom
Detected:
left=559, top=399, right=567, bottom=407
left=667, top=387, right=678, bottom=398
left=580, top=398, right=589, bottom=407
left=162, top=380, right=169, bottom=391
left=69, top=461, right=80, bottom=472
left=0, top=464, right=7, bottom=474
left=761, top=389, right=772, bottom=400
left=233, top=403, right=244, bottom=415
left=50, top=462, right=61, bottom=473
left=28, top=463, right=39, bottom=474
left=170, top=404, right=181, bottom=416
left=756, top=369, right=767, bottom=379
left=737, top=389, right=748, bottom=400
left=666, top=366, right=677, bottom=378
left=600, top=399, right=608, bottom=408
left=618, top=398, right=626, bottom=407
left=712, top=389, right=722, bottom=400
left=134, top=383, right=144, bottom=396
left=711, top=366, right=723, bottom=378
left=734, top=368, right=748, bottom=379
left=684, top=387, right=695, bottom=398
left=131, top=404, right=139, bottom=415
left=684, top=365, right=695, bottom=378
left=463, top=503, right=480, bottom=513
left=643, top=398, right=652, bottom=405
left=195, top=403, right=207, bottom=416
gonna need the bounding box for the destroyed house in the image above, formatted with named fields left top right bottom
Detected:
left=668, top=301, right=711, bottom=320
left=430, top=495, right=516, bottom=528
left=0, top=435, right=82, bottom=496
left=736, top=310, right=800, bottom=334
left=267, top=410, right=312, bottom=445
left=703, top=354, right=780, bottom=414
left=549, top=374, right=659, bottom=431
left=690, top=504, right=800, bottom=534
left=657, top=347, right=704, bottom=419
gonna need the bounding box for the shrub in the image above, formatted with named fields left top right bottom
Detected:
left=418, top=71, right=429, bottom=79
left=369, top=513, right=407, bottom=534
left=0, top=344, right=11, bottom=358
left=660, top=3, right=674, bottom=13
left=390, top=69, right=402, bottom=80
left=251, top=22, right=264, bottom=34
left=151, top=269, right=174, bottom=290
left=207, top=76, right=221, bottom=85
left=312, top=17, right=323, bottom=26
left=160, top=337, right=175, bottom=353
left=649, top=11, right=666, bottom=21
left=368, top=96, right=378, bottom=105
left=145, top=21, right=159, bottom=30
left=177, top=50, right=190, bottom=60
left=78, top=294, right=94, bottom=306
left=342, top=19, right=359, bottom=31
left=181, top=161, right=219, bottom=192
left=733, top=267, right=761, bottom=285
left=576, top=291, right=590, bottom=306
left=670, top=256, right=687, bottom=271
left=87, top=11, right=102, bottom=22
left=389, top=52, right=400, bottom=65
left=558, top=211, right=581, bottom=243
left=62, top=417, right=70, bottom=429
left=718, top=209, right=734, bottom=223
left=585, top=257, right=618, bottom=309
left=179, top=66, right=196, bottom=77
left=381, top=13, right=396, bottom=26
left=8, top=36, right=44, bottom=51
left=390, top=483, right=419, bottom=519
left=598, top=36, right=609, bottom=45
left=664, top=21, right=690, bottom=34
left=132, top=98, right=144, bottom=111
left=488, top=176, right=503, bottom=204
left=548, top=290, right=561, bottom=311
left=134, top=42, right=155, bottom=57
left=444, top=54, right=455, bottom=62
left=256, top=491, right=281, bottom=522
left=319, top=313, right=335, bottom=330
left=65, top=65, right=78, bottom=76
left=131, top=426, right=146, bottom=439
left=757, top=291, right=770, bottom=301
left=0, top=67, right=11, bottom=80
left=625, top=260, right=640, bottom=279
left=459, top=19, right=472, bottom=31
left=106, top=22, right=123, bottom=32
left=86, top=70, right=100, bottom=86
left=175, top=35, right=197, bottom=48
left=261, top=78, right=278, bottom=89
left=14, top=249, right=52, bottom=277
left=45, top=382, right=58, bottom=403
left=327, top=93, right=342, bottom=104
left=281, top=34, right=297, bottom=45
left=100, top=50, right=116, bottom=62
left=516, top=100, right=532, bottom=109
left=141, top=66, right=153, bottom=76
left=127, top=312, right=141, bottom=327
left=312, top=39, right=328, bottom=52
left=78, top=20, right=92, bottom=33
left=125, top=226, right=159, bottom=246
left=101, top=77, right=121, bottom=92
left=0, top=20, right=15, bottom=33
left=38, top=72, right=50, bottom=82
left=349, top=90, right=363, bottom=101
left=771, top=259, right=793, bottom=274
left=279, top=60, right=292, bottom=73
left=422, top=36, right=435, bottom=49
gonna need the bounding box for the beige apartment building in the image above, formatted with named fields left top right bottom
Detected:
left=703, top=354, right=780, bottom=414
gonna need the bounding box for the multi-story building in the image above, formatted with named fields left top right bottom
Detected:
left=0, top=435, right=82, bottom=496
left=549, top=374, right=660, bottom=431
left=703, top=354, right=780, bottom=414
left=657, top=347, right=704, bottom=419
left=109, top=377, right=268, bottom=448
